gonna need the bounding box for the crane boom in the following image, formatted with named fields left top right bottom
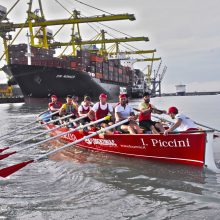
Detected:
left=50, top=37, right=149, bottom=47
left=108, top=49, right=156, bottom=55
left=0, top=14, right=135, bottom=31
left=135, top=58, right=161, bottom=62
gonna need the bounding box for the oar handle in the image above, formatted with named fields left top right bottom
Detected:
left=36, top=118, right=127, bottom=161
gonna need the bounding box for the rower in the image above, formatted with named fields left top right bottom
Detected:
left=48, top=95, right=62, bottom=112
left=115, top=94, right=142, bottom=134
left=138, top=92, right=166, bottom=134
left=88, top=93, right=114, bottom=132
left=78, top=96, right=92, bottom=125
left=48, top=95, right=62, bottom=121
left=164, top=106, right=198, bottom=135
left=60, top=95, right=79, bottom=126
left=72, top=95, right=79, bottom=112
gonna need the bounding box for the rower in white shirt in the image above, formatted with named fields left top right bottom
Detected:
left=115, top=94, right=142, bottom=134
left=164, top=106, right=198, bottom=135
left=88, top=94, right=114, bottom=134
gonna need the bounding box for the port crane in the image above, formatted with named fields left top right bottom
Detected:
left=0, top=0, right=136, bottom=63
left=0, top=0, right=167, bottom=97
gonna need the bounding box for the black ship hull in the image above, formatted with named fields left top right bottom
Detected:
left=3, top=64, right=129, bottom=102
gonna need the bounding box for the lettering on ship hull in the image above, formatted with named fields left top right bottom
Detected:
left=56, top=74, right=76, bottom=79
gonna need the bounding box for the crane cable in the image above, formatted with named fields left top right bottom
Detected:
left=64, top=0, right=151, bottom=57
left=54, top=0, right=99, bottom=38
left=72, top=0, right=114, bottom=16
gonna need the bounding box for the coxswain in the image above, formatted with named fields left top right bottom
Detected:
left=115, top=94, right=142, bottom=134
left=78, top=96, right=92, bottom=125
left=164, top=107, right=198, bottom=135
left=60, top=95, right=79, bottom=124
left=138, top=92, right=166, bottom=134
left=88, top=93, right=114, bottom=131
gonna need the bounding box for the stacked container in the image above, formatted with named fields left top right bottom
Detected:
left=103, top=61, right=109, bottom=80
left=7, top=44, right=135, bottom=85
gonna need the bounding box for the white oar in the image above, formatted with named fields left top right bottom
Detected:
left=0, top=113, right=75, bottom=143
left=193, top=121, right=220, bottom=133
left=0, top=110, right=59, bottom=139
left=0, top=115, right=108, bottom=160
left=0, top=115, right=88, bottom=153
left=0, top=118, right=128, bottom=178
left=37, top=110, right=51, bottom=118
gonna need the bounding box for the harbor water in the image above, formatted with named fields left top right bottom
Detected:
left=0, top=95, right=220, bottom=220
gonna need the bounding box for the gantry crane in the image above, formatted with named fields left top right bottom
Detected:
left=0, top=0, right=136, bottom=63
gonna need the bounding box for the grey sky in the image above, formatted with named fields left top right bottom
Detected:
left=0, top=0, right=220, bottom=92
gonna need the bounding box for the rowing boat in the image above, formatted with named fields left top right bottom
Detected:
left=45, top=123, right=218, bottom=168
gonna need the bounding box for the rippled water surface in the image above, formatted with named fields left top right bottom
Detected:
left=1, top=95, right=220, bottom=220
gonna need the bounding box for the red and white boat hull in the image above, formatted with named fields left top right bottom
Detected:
left=47, top=124, right=209, bottom=167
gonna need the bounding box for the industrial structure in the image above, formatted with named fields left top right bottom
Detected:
left=0, top=0, right=167, bottom=100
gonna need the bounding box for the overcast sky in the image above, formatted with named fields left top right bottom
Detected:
left=0, top=0, right=220, bottom=92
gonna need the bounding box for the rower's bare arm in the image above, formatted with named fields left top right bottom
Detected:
left=110, top=111, right=115, bottom=121
left=140, top=107, right=151, bottom=114
left=88, top=110, right=95, bottom=120
left=169, top=119, right=182, bottom=132
left=115, top=112, right=124, bottom=121
left=59, top=108, right=65, bottom=115
left=130, top=112, right=138, bottom=120
left=152, top=108, right=166, bottom=114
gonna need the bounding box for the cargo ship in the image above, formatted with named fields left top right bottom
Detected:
left=0, top=1, right=162, bottom=102
left=3, top=44, right=135, bottom=101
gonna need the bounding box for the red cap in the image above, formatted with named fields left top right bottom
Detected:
left=51, top=95, right=57, bottom=99
left=119, top=94, right=127, bottom=99
left=99, top=93, right=107, bottom=99
left=168, top=106, right=178, bottom=114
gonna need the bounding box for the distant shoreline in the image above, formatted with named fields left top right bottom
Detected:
left=162, top=91, right=220, bottom=97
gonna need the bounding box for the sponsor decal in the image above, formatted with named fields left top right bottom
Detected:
left=64, top=133, right=77, bottom=141
left=120, top=144, right=146, bottom=149
left=84, top=138, right=117, bottom=146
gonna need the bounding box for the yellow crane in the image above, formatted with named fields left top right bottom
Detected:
left=0, top=0, right=136, bottom=62
left=108, top=49, right=156, bottom=56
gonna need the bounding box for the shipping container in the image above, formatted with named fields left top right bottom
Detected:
left=90, top=61, right=102, bottom=69
left=113, top=67, right=119, bottom=82
left=90, top=65, right=96, bottom=73
left=96, top=66, right=102, bottom=74
left=96, top=73, right=103, bottom=79
left=109, top=71, right=114, bottom=81
left=70, top=61, right=77, bottom=69
left=77, top=50, right=91, bottom=58
left=90, top=54, right=104, bottom=63
left=118, top=68, right=123, bottom=74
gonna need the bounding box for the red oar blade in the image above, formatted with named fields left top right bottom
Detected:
left=0, top=147, right=9, bottom=153
left=0, top=160, right=34, bottom=178
left=0, top=151, right=16, bottom=160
